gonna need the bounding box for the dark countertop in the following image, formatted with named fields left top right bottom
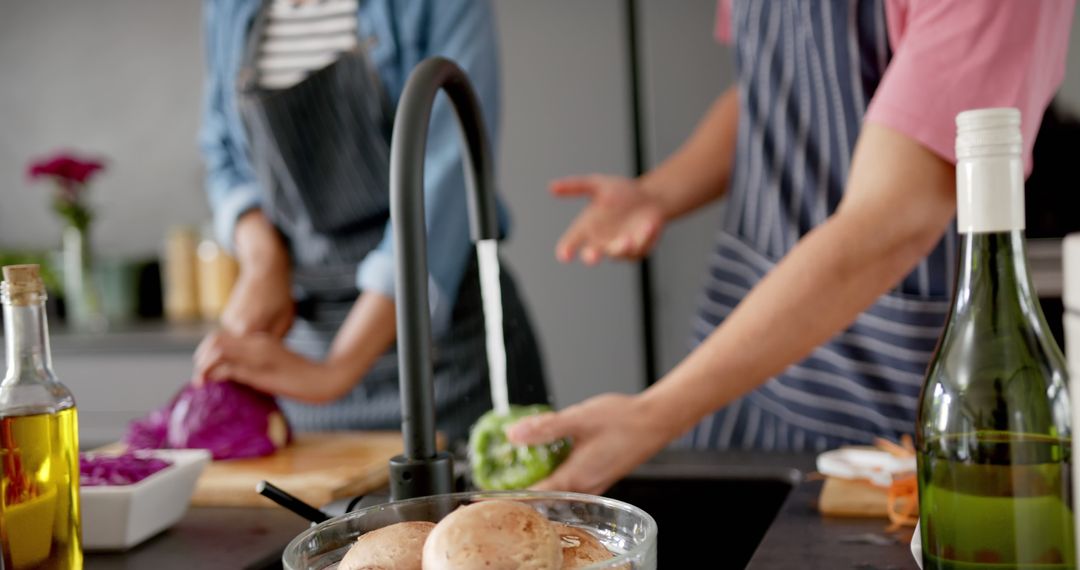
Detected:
left=747, top=479, right=918, bottom=570
left=632, top=449, right=918, bottom=569
left=84, top=507, right=309, bottom=570
left=84, top=449, right=919, bottom=569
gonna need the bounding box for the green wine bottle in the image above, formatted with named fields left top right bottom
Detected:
left=917, top=108, right=1074, bottom=570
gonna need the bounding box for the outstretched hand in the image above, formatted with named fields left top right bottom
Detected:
left=552, top=175, right=666, bottom=265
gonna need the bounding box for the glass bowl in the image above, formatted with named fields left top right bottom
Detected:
left=282, top=490, right=657, bottom=569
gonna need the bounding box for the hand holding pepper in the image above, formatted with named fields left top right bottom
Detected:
left=506, top=393, right=675, bottom=495
left=469, top=405, right=570, bottom=491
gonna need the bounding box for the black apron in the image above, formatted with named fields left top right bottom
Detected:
left=235, top=2, right=548, bottom=442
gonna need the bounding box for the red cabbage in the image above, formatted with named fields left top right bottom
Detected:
left=124, top=405, right=170, bottom=450
left=80, top=453, right=172, bottom=486
left=125, top=381, right=291, bottom=461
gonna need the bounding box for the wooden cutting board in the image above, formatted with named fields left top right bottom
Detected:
left=191, top=431, right=407, bottom=508
left=817, top=476, right=916, bottom=519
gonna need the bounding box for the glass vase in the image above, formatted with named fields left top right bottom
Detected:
left=61, top=224, right=106, bottom=332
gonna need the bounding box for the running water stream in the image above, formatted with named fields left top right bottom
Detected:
left=476, top=239, right=509, bottom=416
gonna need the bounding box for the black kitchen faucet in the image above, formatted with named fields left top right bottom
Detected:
left=387, top=57, right=500, bottom=501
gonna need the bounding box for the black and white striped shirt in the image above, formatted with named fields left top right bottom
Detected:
left=257, top=0, right=359, bottom=89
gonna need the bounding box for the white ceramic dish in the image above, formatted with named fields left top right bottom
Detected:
left=816, top=446, right=915, bottom=487
left=80, top=448, right=210, bottom=551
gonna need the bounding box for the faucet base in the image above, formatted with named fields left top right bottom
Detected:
left=389, top=452, right=454, bottom=501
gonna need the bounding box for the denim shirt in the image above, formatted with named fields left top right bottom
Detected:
left=198, top=0, right=507, bottom=335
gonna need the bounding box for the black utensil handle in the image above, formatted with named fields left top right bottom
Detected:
left=256, top=480, right=331, bottom=524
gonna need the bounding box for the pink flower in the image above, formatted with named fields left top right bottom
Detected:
left=27, top=153, right=106, bottom=186
left=26, top=151, right=105, bottom=231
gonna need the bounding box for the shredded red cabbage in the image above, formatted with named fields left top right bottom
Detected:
left=124, top=381, right=291, bottom=461
left=80, top=453, right=172, bottom=486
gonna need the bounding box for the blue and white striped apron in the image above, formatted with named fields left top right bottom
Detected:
left=234, top=1, right=549, bottom=442
left=686, top=0, right=957, bottom=452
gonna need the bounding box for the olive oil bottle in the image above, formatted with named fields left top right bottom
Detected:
left=917, top=109, right=1074, bottom=569
left=0, top=265, right=82, bottom=569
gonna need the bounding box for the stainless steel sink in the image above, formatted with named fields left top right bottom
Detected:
left=604, top=459, right=803, bottom=569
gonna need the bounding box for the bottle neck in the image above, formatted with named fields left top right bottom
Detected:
left=953, top=131, right=1033, bottom=315
left=953, top=230, right=1039, bottom=316
left=3, top=297, right=54, bottom=386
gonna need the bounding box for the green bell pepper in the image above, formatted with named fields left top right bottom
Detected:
left=468, top=404, right=571, bottom=491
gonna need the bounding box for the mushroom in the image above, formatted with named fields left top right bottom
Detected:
left=551, top=523, right=617, bottom=569
left=340, top=521, right=435, bottom=570
left=422, top=500, right=562, bottom=570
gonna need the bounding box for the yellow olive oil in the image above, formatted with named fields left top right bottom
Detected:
left=2, top=265, right=83, bottom=568
left=0, top=407, right=82, bottom=569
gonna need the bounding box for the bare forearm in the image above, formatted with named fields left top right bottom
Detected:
left=640, top=124, right=957, bottom=439
left=220, top=210, right=295, bottom=337
left=640, top=87, right=738, bottom=220
left=642, top=211, right=942, bottom=435
left=323, top=290, right=397, bottom=392
left=234, top=210, right=289, bottom=272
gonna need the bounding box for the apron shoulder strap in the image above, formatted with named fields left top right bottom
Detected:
left=238, top=0, right=274, bottom=94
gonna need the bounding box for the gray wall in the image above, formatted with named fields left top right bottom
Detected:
left=1060, top=7, right=1080, bottom=113
left=0, top=0, right=208, bottom=257
left=495, top=0, right=646, bottom=405
left=637, top=0, right=733, bottom=376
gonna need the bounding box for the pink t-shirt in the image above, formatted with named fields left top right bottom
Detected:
left=715, top=0, right=1075, bottom=175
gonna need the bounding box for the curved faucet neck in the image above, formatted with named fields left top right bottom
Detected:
left=388, top=57, right=499, bottom=500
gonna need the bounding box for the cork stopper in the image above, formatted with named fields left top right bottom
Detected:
left=2, top=264, right=46, bottom=307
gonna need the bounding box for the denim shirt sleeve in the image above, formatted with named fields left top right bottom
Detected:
left=198, top=0, right=262, bottom=250
left=356, top=0, right=506, bottom=337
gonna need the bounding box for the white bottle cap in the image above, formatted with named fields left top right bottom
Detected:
left=1066, top=233, right=1080, bottom=312
left=955, top=108, right=1025, bottom=233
